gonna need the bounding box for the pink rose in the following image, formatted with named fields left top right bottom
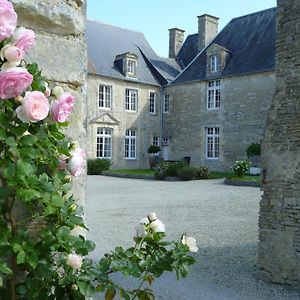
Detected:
left=16, top=91, right=49, bottom=123
left=66, top=253, right=83, bottom=270
left=1, top=45, right=22, bottom=63
left=0, top=67, right=33, bottom=99
left=11, top=27, right=35, bottom=53
left=51, top=92, right=75, bottom=122
left=0, top=0, right=17, bottom=42
left=68, top=146, right=85, bottom=177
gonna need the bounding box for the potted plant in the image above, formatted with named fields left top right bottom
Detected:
left=246, top=142, right=261, bottom=175
left=147, top=145, right=161, bottom=169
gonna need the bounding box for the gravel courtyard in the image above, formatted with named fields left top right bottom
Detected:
left=86, top=176, right=300, bottom=300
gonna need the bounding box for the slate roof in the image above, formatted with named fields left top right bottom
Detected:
left=86, top=20, right=181, bottom=86
left=173, top=7, right=276, bottom=84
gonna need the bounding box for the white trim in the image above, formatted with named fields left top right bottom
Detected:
left=125, top=89, right=138, bottom=112
left=207, top=80, right=221, bottom=110
left=96, top=127, right=112, bottom=159
left=124, top=129, right=136, bottom=159
left=205, top=127, right=220, bottom=159
left=98, top=84, right=112, bottom=109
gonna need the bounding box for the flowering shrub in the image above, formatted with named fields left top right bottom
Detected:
left=0, top=2, right=196, bottom=299
left=232, top=160, right=251, bottom=177
left=195, top=165, right=210, bottom=179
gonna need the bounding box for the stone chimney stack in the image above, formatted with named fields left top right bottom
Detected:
left=197, top=14, right=219, bottom=52
left=168, top=28, right=185, bottom=59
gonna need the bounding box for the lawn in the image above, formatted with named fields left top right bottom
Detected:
left=108, top=169, right=154, bottom=175
left=106, top=169, right=260, bottom=183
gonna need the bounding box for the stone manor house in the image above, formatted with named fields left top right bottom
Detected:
left=86, top=7, right=276, bottom=171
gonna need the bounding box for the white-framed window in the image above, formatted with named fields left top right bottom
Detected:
left=149, top=92, right=156, bottom=114
left=127, top=59, right=136, bottom=75
left=125, top=129, right=136, bottom=159
left=96, top=127, right=112, bottom=159
left=210, top=54, right=220, bottom=73
left=125, top=89, right=138, bottom=112
left=163, top=95, right=170, bottom=113
left=207, top=80, right=221, bottom=109
left=98, top=85, right=112, bottom=109
left=206, top=127, right=220, bottom=159
left=152, top=136, right=160, bottom=146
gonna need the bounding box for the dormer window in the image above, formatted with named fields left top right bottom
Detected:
left=206, top=43, right=231, bottom=77
left=127, top=59, right=136, bottom=75
left=114, top=52, right=138, bottom=78
left=210, top=54, right=220, bottom=72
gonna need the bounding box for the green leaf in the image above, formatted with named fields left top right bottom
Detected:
left=0, top=128, right=7, bottom=140
left=0, top=262, right=12, bottom=275
left=16, top=189, right=41, bottom=202
left=51, top=194, right=64, bottom=207
left=0, top=275, right=3, bottom=287
left=105, top=287, right=116, bottom=300
left=17, top=251, right=26, bottom=264
left=5, top=136, right=16, bottom=147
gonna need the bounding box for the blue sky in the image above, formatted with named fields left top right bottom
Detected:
left=87, top=0, right=277, bottom=57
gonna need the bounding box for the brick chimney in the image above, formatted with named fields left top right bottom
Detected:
left=197, top=14, right=219, bottom=52
left=168, top=28, right=185, bottom=59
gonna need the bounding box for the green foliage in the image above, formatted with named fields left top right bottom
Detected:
left=246, top=142, right=261, bottom=158
left=195, top=165, right=210, bottom=179
left=165, top=161, right=187, bottom=177
left=87, top=158, right=111, bottom=175
left=153, top=162, right=168, bottom=180
left=176, top=166, right=197, bottom=181
left=232, top=160, right=251, bottom=177
left=147, top=145, right=160, bottom=154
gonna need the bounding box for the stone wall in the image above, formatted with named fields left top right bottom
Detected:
left=11, top=0, right=88, bottom=206
left=87, top=75, right=161, bottom=169
left=257, top=0, right=300, bottom=286
left=163, top=72, right=275, bottom=171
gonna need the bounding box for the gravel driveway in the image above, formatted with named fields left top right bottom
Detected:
left=86, top=176, right=300, bottom=300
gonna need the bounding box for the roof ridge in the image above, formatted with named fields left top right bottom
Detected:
left=87, top=19, right=144, bottom=36
left=230, top=6, right=276, bottom=22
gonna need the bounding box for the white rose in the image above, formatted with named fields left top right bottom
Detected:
left=149, top=219, right=165, bottom=233
left=135, top=217, right=149, bottom=237
left=147, top=212, right=157, bottom=222
left=182, top=235, right=198, bottom=253
left=66, top=253, right=83, bottom=270
left=52, top=85, right=64, bottom=98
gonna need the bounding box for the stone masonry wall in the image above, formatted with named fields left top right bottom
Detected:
left=163, top=72, right=274, bottom=171
left=257, top=0, right=300, bottom=286
left=87, top=75, right=161, bottom=169
left=11, top=0, right=87, bottom=206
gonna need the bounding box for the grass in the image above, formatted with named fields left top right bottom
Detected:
left=106, top=169, right=261, bottom=183
left=209, top=172, right=232, bottom=179
left=108, top=169, right=154, bottom=175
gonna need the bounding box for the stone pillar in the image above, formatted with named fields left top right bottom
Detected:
left=257, top=0, right=300, bottom=286
left=11, top=0, right=87, bottom=206
left=168, top=28, right=185, bottom=59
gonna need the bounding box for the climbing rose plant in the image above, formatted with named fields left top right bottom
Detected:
left=0, top=1, right=197, bottom=299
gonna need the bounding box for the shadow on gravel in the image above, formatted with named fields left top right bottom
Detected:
left=92, top=243, right=300, bottom=300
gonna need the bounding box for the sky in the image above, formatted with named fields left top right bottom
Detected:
left=87, top=0, right=277, bottom=58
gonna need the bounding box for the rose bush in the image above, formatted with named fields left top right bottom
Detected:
left=0, top=2, right=197, bottom=299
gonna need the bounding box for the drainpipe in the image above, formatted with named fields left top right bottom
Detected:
left=159, top=85, right=164, bottom=156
